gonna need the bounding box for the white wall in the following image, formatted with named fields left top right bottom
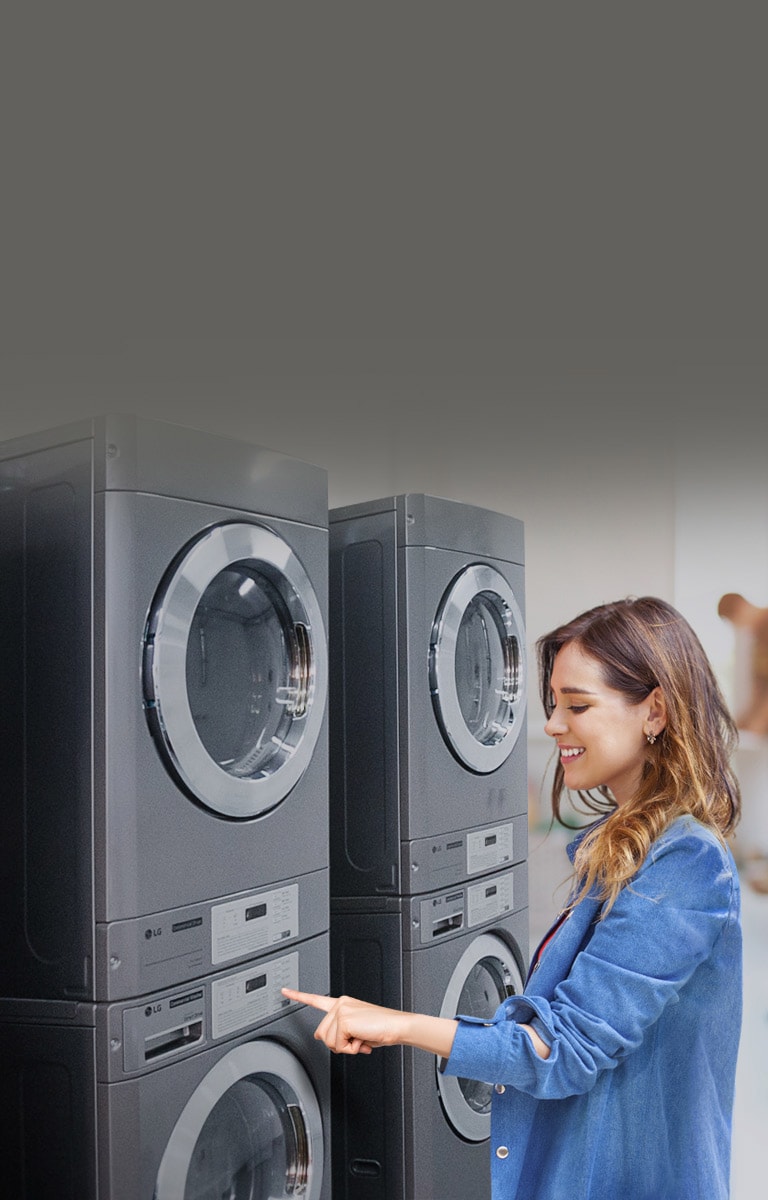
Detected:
left=671, top=374, right=768, bottom=853
left=673, top=388, right=768, bottom=709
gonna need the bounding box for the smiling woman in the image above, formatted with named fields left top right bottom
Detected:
left=543, top=640, right=667, bottom=809
left=537, top=596, right=740, bottom=913
left=289, top=596, right=743, bottom=1200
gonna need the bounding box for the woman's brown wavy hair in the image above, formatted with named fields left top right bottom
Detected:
left=536, top=596, right=741, bottom=913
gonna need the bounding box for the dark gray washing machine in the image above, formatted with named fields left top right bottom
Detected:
left=329, top=863, right=528, bottom=1200
left=329, top=494, right=527, bottom=898
left=0, top=415, right=329, bottom=1003
left=0, top=932, right=332, bottom=1200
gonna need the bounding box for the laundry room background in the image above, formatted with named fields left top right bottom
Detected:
left=1, top=5, right=766, bottom=1196
left=1, top=347, right=766, bottom=1199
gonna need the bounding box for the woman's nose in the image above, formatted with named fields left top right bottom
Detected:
left=544, top=708, right=566, bottom=738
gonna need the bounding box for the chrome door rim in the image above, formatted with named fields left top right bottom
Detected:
left=154, top=1038, right=324, bottom=1200
left=436, top=931, right=524, bottom=1142
left=144, top=521, right=327, bottom=818
left=430, top=564, right=526, bottom=773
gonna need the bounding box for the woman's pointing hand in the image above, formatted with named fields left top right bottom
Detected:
left=282, top=987, right=458, bottom=1059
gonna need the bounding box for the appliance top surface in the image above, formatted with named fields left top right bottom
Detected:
left=0, top=413, right=328, bottom=526
left=330, top=492, right=524, bottom=561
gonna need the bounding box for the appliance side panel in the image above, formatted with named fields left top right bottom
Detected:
left=329, top=909, right=406, bottom=1199
left=0, top=1019, right=98, bottom=1200
left=0, top=439, right=95, bottom=1001
left=330, top=510, right=401, bottom=896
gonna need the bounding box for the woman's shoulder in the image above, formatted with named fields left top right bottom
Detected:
left=652, top=813, right=729, bottom=856
left=640, top=814, right=739, bottom=905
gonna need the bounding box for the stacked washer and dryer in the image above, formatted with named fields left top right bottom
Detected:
left=0, top=415, right=332, bottom=1199
left=328, top=494, right=529, bottom=1200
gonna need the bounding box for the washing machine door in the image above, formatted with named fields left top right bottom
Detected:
left=436, top=931, right=524, bottom=1143
left=143, top=521, right=327, bottom=818
left=429, top=564, right=526, bottom=773
left=154, top=1039, right=324, bottom=1200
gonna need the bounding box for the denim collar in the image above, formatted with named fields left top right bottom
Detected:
left=565, top=814, right=611, bottom=864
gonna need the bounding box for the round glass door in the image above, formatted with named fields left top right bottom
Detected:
left=429, top=564, right=526, bottom=773
left=154, top=1040, right=324, bottom=1200
left=436, top=932, right=524, bottom=1142
left=143, top=522, right=327, bottom=818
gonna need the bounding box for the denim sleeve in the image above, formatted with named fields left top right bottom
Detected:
left=445, top=828, right=736, bottom=1100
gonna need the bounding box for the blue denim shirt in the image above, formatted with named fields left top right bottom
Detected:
left=445, top=816, right=743, bottom=1199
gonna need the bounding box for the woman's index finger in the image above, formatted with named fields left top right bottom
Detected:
left=281, top=987, right=335, bottom=1013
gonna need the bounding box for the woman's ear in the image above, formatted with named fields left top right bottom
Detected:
left=647, top=686, right=667, bottom=736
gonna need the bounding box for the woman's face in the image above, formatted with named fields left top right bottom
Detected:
left=543, top=641, right=664, bottom=806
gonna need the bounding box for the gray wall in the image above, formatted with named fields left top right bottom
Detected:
left=2, top=6, right=765, bottom=741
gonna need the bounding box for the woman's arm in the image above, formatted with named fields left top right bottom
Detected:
left=281, top=987, right=458, bottom=1057
left=281, top=987, right=550, bottom=1059
left=447, top=826, right=737, bottom=1100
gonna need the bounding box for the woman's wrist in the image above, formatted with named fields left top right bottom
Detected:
left=400, top=1012, right=459, bottom=1059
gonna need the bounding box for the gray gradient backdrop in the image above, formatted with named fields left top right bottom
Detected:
left=2, top=12, right=767, bottom=1197
left=1, top=3, right=766, bottom=697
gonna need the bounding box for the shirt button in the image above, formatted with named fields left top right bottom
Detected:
left=496, top=1146, right=509, bottom=1160
left=494, top=1084, right=506, bottom=1094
